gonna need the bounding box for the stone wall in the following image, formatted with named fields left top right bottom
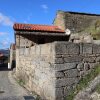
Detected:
left=93, top=40, right=100, bottom=44
left=10, top=45, right=16, bottom=69
left=54, top=42, right=100, bottom=99
left=16, top=43, right=56, bottom=100
left=53, top=11, right=100, bottom=33
left=16, top=42, right=100, bottom=100
left=15, top=33, right=69, bottom=49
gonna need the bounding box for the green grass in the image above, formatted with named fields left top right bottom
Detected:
left=35, top=95, right=41, bottom=100
left=31, top=91, right=41, bottom=100
left=17, top=79, right=25, bottom=86
left=65, top=65, right=100, bottom=100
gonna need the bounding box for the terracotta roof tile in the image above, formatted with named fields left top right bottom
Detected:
left=13, top=23, right=65, bottom=33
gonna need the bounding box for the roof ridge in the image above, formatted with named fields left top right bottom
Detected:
left=57, top=10, right=100, bottom=16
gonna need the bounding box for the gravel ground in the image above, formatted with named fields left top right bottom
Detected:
left=0, top=69, right=35, bottom=100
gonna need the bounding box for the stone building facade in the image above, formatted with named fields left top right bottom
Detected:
left=53, top=10, right=100, bottom=33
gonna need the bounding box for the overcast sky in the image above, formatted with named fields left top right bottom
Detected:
left=0, top=0, right=100, bottom=49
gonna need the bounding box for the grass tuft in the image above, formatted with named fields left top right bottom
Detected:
left=17, top=79, right=25, bottom=86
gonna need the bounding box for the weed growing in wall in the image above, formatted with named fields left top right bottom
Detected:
left=65, top=65, right=100, bottom=100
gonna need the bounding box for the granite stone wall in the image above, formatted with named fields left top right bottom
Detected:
left=10, top=46, right=16, bottom=69
left=54, top=11, right=100, bottom=33
left=54, top=42, right=100, bottom=99
left=16, top=42, right=100, bottom=100
left=16, top=43, right=56, bottom=100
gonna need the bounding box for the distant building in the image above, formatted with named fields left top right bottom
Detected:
left=0, top=53, right=3, bottom=57
left=0, top=52, right=8, bottom=64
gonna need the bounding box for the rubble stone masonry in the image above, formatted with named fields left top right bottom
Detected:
left=54, top=11, right=100, bottom=33
left=16, top=42, right=100, bottom=100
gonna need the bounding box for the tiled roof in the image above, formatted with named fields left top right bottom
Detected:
left=13, top=23, right=65, bottom=33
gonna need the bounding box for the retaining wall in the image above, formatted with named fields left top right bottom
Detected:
left=16, top=42, right=100, bottom=100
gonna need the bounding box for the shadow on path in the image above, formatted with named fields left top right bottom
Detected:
left=24, top=96, right=35, bottom=100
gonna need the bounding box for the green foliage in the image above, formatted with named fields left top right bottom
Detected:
left=31, top=91, right=41, bottom=100
left=36, top=95, right=41, bottom=100
left=17, top=79, right=25, bottom=86
left=65, top=65, right=100, bottom=100
left=78, top=20, right=100, bottom=40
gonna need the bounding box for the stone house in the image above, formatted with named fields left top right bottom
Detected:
left=13, top=18, right=100, bottom=99
left=13, top=23, right=69, bottom=48
left=13, top=23, right=70, bottom=99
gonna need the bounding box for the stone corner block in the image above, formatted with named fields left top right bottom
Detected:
left=55, top=42, right=80, bottom=54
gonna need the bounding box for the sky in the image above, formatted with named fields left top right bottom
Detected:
left=0, top=0, right=100, bottom=49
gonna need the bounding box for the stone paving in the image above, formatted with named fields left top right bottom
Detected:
left=0, top=68, right=35, bottom=100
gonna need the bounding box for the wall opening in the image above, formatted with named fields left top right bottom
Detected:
left=37, top=37, right=45, bottom=44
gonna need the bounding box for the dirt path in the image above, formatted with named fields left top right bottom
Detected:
left=0, top=70, right=35, bottom=100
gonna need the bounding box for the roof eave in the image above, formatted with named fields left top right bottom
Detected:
left=14, top=30, right=68, bottom=36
